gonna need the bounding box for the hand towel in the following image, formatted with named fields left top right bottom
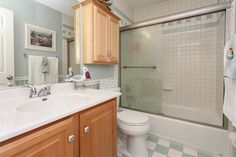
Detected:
left=46, top=57, right=58, bottom=83
left=41, top=56, right=49, bottom=73
left=28, top=55, right=44, bottom=85
left=224, top=77, right=236, bottom=127
left=223, top=34, right=236, bottom=127
left=224, top=34, right=236, bottom=78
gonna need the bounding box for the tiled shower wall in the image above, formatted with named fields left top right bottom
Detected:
left=134, top=0, right=230, bottom=22
left=161, top=12, right=225, bottom=125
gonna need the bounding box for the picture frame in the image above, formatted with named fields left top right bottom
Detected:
left=25, top=24, right=56, bottom=52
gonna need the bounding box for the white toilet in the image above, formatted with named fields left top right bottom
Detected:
left=117, top=110, right=150, bottom=157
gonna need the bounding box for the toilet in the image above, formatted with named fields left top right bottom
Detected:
left=117, top=110, right=150, bottom=157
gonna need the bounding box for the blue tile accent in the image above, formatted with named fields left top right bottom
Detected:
left=148, top=149, right=154, bottom=157
left=155, top=144, right=169, bottom=155
left=197, top=152, right=214, bottom=157
left=118, top=133, right=219, bottom=157
left=146, top=134, right=158, bottom=143
left=183, top=153, right=195, bottom=157
left=170, top=142, right=183, bottom=151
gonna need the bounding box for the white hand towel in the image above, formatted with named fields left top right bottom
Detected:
left=224, top=34, right=236, bottom=78
left=46, top=57, right=58, bottom=84
left=28, top=55, right=44, bottom=85
left=223, top=35, right=236, bottom=127
left=224, top=77, right=236, bottom=127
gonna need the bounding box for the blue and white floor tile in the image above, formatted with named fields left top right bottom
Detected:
left=118, top=133, right=220, bottom=157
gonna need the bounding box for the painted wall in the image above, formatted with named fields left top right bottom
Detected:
left=0, top=0, right=63, bottom=79
left=0, top=0, right=116, bottom=81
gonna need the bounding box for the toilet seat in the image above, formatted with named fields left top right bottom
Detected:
left=118, top=111, right=150, bottom=126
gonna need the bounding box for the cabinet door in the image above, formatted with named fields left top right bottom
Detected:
left=0, top=116, right=78, bottom=157
left=80, top=99, right=117, bottom=157
left=109, top=16, right=119, bottom=64
left=94, top=6, right=109, bottom=62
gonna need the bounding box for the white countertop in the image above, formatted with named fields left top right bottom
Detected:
left=0, top=86, right=121, bottom=142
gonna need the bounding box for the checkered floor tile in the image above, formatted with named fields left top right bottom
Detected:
left=118, top=133, right=220, bottom=157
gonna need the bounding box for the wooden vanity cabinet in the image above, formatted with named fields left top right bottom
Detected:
left=0, top=115, right=79, bottom=157
left=73, top=0, right=120, bottom=64
left=0, top=99, right=117, bottom=157
left=79, top=99, right=117, bottom=157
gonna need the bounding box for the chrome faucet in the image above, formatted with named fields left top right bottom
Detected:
left=38, top=85, right=51, bottom=97
left=25, top=84, right=37, bottom=98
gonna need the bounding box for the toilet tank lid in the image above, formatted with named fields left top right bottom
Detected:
left=117, top=110, right=149, bottom=125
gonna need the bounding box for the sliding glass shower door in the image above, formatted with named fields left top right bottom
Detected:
left=120, top=25, right=163, bottom=114
left=120, top=11, right=225, bottom=127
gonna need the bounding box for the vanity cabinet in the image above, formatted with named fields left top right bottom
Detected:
left=0, top=116, right=78, bottom=157
left=79, top=99, right=117, bottom=157
left=0, top=99, right=117, bottom=157
left=73, top=0, right=120, bottom=64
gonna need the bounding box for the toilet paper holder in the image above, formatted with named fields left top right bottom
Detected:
left=229, top=132, right=236, bottom=148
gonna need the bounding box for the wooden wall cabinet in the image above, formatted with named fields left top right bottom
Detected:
left=73, top=0, right=120, bottom=64
left=0, top=99, right=117, bottom=157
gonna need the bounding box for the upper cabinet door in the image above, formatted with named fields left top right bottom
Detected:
left=93, top=6, right=109, bottom=62
left=109, top=16, right=119, bottom=64
left=0, top=7, right=14, bottom=85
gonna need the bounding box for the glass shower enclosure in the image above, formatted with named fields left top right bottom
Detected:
left=120, top=11, right=226, bottom=127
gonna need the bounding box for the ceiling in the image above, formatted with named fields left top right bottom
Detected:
left=34, top=0, right=77, bottom=16
left=34, top=0, right=165, bottom=16
left=121, top=0, right=165, bottom=10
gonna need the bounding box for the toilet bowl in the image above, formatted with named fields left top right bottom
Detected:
left=117, top=110, right=150, bottom=157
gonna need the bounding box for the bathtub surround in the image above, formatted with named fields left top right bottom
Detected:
left=120, top=10, right=225, bottom=126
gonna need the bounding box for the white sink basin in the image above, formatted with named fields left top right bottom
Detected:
left=16, top=93, right=87, bottom=113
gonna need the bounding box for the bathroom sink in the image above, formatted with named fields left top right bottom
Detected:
left=16, top=94, right=86, bottom=113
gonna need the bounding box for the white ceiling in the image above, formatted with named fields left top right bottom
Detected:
left=34, top=0, right=77, bottom=16
left=121, top=0, right=165, bottom=10
left=34, top=0, right=165, bottom=17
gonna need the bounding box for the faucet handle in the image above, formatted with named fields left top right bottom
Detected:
left=23, top=84, right=37, bottom=98
left=38, top=85, right=51, bottom=97
left=45, top=85, right=51, bottom=95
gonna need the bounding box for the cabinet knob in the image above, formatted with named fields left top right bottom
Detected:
left=68, top=135, right=75, bottom=142
left=84, top=126, right=90, bottom=134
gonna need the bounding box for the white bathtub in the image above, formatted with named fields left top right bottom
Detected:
left=120, top=108, right=231, bottom=157
left=162, top=104, right=223, bottom=126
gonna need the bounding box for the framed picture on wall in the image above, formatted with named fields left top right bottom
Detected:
left=25, top=24, right=56, bottom=52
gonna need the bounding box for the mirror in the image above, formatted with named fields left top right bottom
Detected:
left=0, top=0, right=118, bottom=88
left=0, top=0, right=79, bottom=87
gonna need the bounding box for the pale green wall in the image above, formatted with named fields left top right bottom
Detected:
left=0, top=0, right=115, bottom=80
left=0, top=0, right=63, bottom=78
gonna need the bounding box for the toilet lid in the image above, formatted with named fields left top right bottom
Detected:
left=117, top=111, right=149, bottom=125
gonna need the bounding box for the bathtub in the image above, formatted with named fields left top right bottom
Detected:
left=162, top=104, right=223, bottom=126
left=120, top=108, right=230, bottom=157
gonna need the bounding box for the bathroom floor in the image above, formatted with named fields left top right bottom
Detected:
left=118, top=133, right=220, bottom=157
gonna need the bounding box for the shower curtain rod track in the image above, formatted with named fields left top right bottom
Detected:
left=120, top=2, right=231, bottom=32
